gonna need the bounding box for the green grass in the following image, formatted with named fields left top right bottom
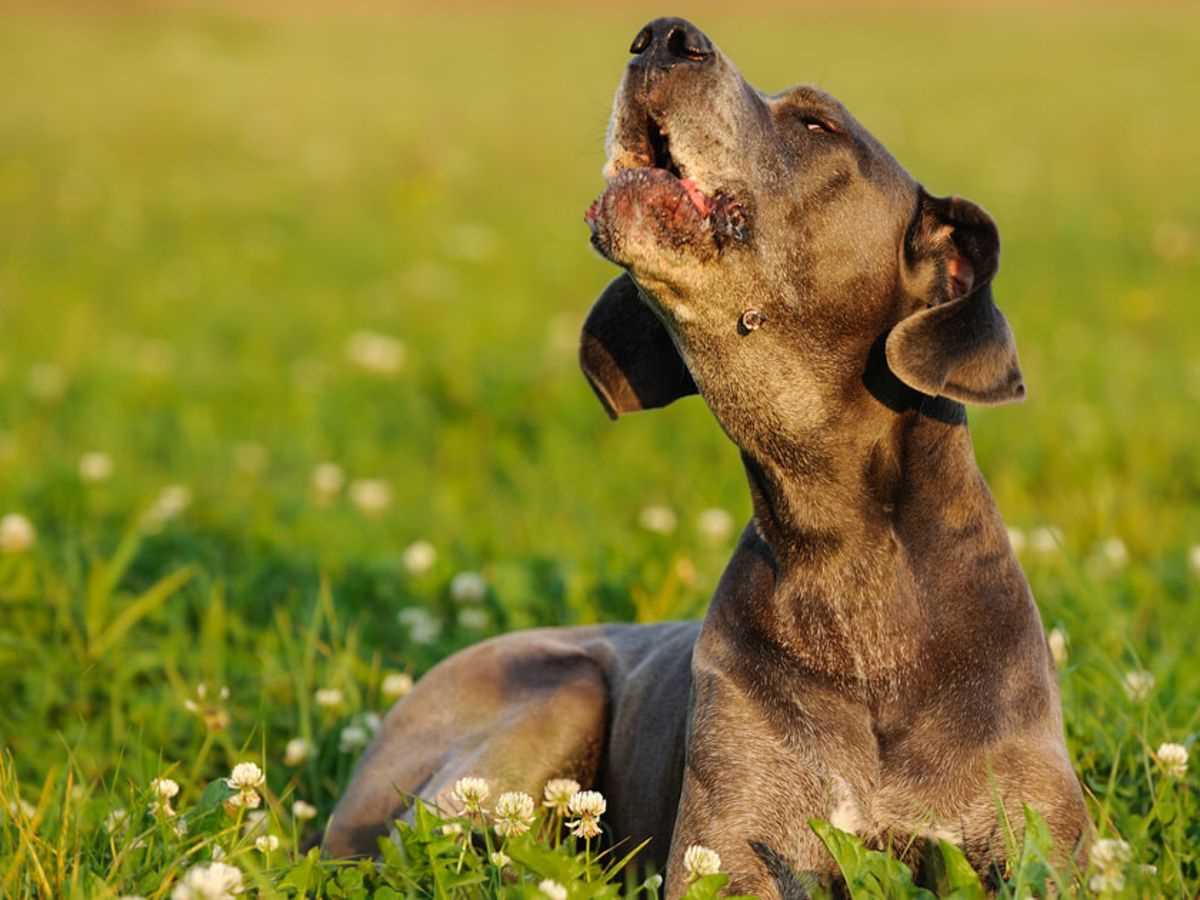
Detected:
left=1, top=4, right=1198, bottom=896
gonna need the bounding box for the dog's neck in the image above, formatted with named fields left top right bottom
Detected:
left=715, top=348, right=1014, bottom=688
left=728, top=340, right=970, bottom=544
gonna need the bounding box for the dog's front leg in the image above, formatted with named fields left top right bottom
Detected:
left=663, top=653, right=851, bottom=900
left=667, top=771, right=837, bottom=900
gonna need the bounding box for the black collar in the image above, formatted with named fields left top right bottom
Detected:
left=862, top=332, right=966, bottom=426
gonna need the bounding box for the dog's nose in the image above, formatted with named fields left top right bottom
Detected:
left=629, top=17, right=714, bottom=68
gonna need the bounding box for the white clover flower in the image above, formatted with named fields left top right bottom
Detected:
left=5, top=798, right=35, bottom=819
left=284, top=737, right=314, bottom=767
left=349, top=479, right=392, bottom=515
left=567, top=789, right=606, bottom=839
left=543, top=778, right=580, bottom=814
left=450, top=571, right=487, bottom=603
left=1098, top=537, right=1129, bottom=568
left=1088, top=838, right=1132, bottom=895
left=185, top=682, right=219, bottom=708
left=1006, top=526, right=1026, bottom=554
left=457, top=607, right=490, bottom=630
left=1088, top=871, right=1125, bottom=894
left=339, top=725, right=370, bottom=753
left=538, top=880, right=568, bottom=900
left=402, top=540, right=437, bottom=575
left=1123, top=670, right=1155, bottom=703
left=1189, top=544, right=1200, bottom=576
left=79, top=452, right=114, bottom=483
left=255, top=834, right=280, bottom=853
left=144, top=484, right=192, bottom=530
left=151, top=777, right=180, bottom=800
left=544, top=777, right=580, bottom=816
left=233, top=443, right=268, bottom=475
left=683, top=845, right=722, bottom=881
left=185, top=682, right=230, bottom=708
left=452, top=776, right=490, bottom=814
left=1047, top=628, right=1068, bottom=668
left=155, top=484, right=192, bottom=519
left=441, top=822, right=464, bottom=837
left=149, top=777, right=180, bottom=816
left=697, top=508, right=734, bottom=543
left=398, top=606, right=442, bottom=644
left=1090, top=838, right=1132, bottom=870
left=639, top=505, right=677, bottom=535
left=567, top=789, right=605, bottom=817
left=174, top=818, right=189, bottom=837
left=382, top=672, right=414, bottom=699
left=228, top=763, right=266, bottom=787
left=0, top=513, right=36, bottom=554
left=346, top=331, right=406, bottom=375
left=314, top=687, right=345, bottom=709
left=225, top=762, right=265, bottom=809
left=182, top=682, right=231, bottom=732
left=170, top=860, right=244, bottom=899
left=1029, top=526, right=1063, bottom=554
left=105, top=807, right=129, bottom=833
left=292, top=800, right=317, bottom=821
left=311, top=462, right=345, bottom=500
left=28, top=363, right=67, bottom=400
left=489, top=850, right=511, bottom=868
left=1154, top=742, right=1189, bottom=778
left=493, top=791, right=535, bottom=838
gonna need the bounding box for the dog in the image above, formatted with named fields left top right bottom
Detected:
left=324, top=17, right=1090, bottom=896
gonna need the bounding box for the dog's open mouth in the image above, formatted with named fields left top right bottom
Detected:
left=643, top=117, right=713, bottom=216
left=586, top=108, right=746, bottom=261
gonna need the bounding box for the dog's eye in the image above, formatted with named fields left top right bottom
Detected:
left=798, top=114, right=836, bottom=134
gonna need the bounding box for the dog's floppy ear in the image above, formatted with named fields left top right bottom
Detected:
left=579, top=273, right=697, bottom=419
left=887, top=190, right=1025, bottom=405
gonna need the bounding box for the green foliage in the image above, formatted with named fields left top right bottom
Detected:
left=810, top=809, right=1067, bottom=900
left=922, top=839, right=985, bottom=900
left=0, top=4, right=1199, bottom=897
left=811, top=819, right=937, bottom=900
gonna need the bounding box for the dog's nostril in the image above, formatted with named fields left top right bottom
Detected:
left=630, top=26, right=653, bottom=55
left=666, top=22, right=713, bottom=61
left=666, top=27, right=691, bottom=59
left=630, top=18, right=714, bottom=66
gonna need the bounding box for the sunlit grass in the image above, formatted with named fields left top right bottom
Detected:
left=0, top=4, right=1198, bottom=896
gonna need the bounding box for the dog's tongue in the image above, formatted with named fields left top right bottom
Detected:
left=680, top=178, right=712, bottom=217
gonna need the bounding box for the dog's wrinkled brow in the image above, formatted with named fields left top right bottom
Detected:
left=774, top=85, right=841, bottom=109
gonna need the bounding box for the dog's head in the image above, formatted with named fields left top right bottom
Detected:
left=581, top=18, right=1024, bottom=446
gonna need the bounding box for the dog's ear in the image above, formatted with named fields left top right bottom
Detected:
left=887, top=190, right=1025, bottom=405
left=579, top=273, right=697, bottom=419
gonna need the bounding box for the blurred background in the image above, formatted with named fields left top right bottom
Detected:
left=0, top=0, right=1198, bottom=884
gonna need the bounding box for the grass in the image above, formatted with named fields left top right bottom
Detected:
left=0, top=3, right=1198, bottom=896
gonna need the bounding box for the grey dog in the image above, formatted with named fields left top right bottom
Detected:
left=324, top=17, right=1090, bottom=897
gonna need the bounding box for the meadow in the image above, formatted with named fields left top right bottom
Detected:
left=0, top=4, right=1198, bottom=896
